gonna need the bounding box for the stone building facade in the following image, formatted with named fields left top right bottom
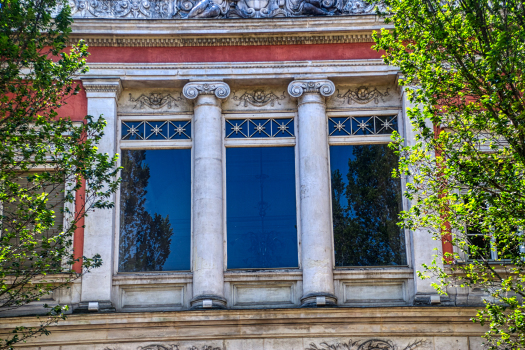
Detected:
left=0, top=3, right=488, bottom=349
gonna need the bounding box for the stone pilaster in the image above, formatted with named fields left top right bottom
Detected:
left=399, top=82, right=446, bottom=305
left=288, top=79, right=337, bottom=307
left=183, top=82, right=230, bottom=309
left=79, top=78, right=122, bottom=312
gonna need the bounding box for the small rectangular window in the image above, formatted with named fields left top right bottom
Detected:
left=119, top=149, right=191, bottom=272
left=330, top=144, right=406, bottom=266
left=226, top=146, right=298, bottom=269
left=1, top=173, right=65, bottom=270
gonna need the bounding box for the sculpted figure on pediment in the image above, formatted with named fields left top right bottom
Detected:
left=179, top=0, right=229, bottom=18
left=67, top=0, right=379, bottom=17
left=286, top=0, right=340, bottom=16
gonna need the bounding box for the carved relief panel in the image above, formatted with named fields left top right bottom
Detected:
left=118, top=89, right=192, bottom=115
left=222, top=87, right=294, bottom=112
left=327, top=85, right=400, bottom=110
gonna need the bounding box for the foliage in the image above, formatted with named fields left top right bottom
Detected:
left=373, top=0, right=525, bottom=348
left=0, top=0, right=119, bottom=348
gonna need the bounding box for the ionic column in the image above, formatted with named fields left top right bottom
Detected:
left=80, top=77, right=121, bottom=312
left=288, top=79, right=337, bottom=307
left=183, top=82, right=230, bottom=309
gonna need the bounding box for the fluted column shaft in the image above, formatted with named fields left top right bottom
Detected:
left=183, top=82, right=230, bottom=309
left=288, top=80, right=337, bottom=307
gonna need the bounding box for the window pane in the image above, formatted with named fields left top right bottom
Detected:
left=227, top=147, right=298, bottom=269
left=330, top=144, right=406, bottom=266
left=119, top=149, right=191, bottom=272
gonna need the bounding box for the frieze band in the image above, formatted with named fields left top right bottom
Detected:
left=66, top=0, right=381, bottom=19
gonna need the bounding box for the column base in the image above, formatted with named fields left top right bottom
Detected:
left=413, top=293, right=454, bottom=306
left=190, top=295, right=227, bottom=309
left=300, top=292, right=337, bottom=308
left=74, top=300, right=115, bottom=313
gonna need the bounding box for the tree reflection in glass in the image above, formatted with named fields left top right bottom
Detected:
left=119, top=149, right=191, bottom=272
left=226, top=147, right=298, bottom=269
left=330, top=144, right=406, bottom=266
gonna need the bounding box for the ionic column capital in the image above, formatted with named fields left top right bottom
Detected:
left=183, top=81, right=231, bottom=100
left=287, top=79, right=335, bottom=98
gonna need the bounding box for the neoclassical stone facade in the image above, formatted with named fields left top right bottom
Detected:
left=0, top=12, right=488, bottom=350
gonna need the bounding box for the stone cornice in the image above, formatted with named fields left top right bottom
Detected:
left=69, top=16, right=387, bottom=47
left=0, top=307, right=485, bottom=347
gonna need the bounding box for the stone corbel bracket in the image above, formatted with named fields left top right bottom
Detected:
left=287, top=79, right=336, bottom=98
left=182, top=82, right=231, bottom=100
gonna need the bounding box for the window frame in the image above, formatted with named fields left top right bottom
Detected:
left=222, top=112, right=301, bottom=271
left=115, top=114, right=194, bottom=275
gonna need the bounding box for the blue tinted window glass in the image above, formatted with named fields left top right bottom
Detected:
left=227, top=147, right=298, bottom=269
left=119, top=149, right=191, bottom=272
left=330, top=144, right=406, bottom=266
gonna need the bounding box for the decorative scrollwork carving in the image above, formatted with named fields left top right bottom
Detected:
left=138, top=345, right=179, bottom=350
left=288, top=80, right=335, bottom=98
left=336, top=86, right=390, bottom=105
left=66, top=0, right=381, bottom=18
left=232, top=90, right=286, bottom=107
left=129, top=93, right=182, bottom=109
left=305, top=339, right=426, bottom=350
left=183, top=82, right=231, bottom=99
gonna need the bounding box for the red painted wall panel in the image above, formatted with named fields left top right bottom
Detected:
left=56, top=80, right=88, bottom=122
left=86, top=43, right=380, bottom=63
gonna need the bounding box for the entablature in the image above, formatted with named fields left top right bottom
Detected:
left=69, top=16, right=390, bottom=47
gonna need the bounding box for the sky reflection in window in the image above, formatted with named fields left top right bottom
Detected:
left=227, top=147, right=298, bottom=269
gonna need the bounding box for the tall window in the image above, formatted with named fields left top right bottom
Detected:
left=118, top=119, right=192, bottom=272
left=328, top=114, right=406, bottom=266
left=225, top=117, right=298, bottom=269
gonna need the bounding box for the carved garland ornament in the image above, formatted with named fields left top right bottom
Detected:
left=336, top=86, right=390, bottom=105
left=232, top=90, right=286, bottom=107
left=64, top=0, right=381, bottom=19
left=306, top=339, right=426, bottom=350
left=129, top=93, right=183, bottom=109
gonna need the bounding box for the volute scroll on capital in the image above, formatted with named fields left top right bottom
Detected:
left=287, top=80, right=336, bottom=98
left=183, top=82, right=231, bottom=100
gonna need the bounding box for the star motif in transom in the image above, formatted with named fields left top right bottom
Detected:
left=381, top=120, right=393, bottom=129
left=128, top=126, right=140, bottom=135
left=151, top=126, right=163, bottom=135
left=334, top=122, right=346, bottom=131
left=277, top=122, right=288, bottom=133
left=357, top=121, right=369, bottom=129
left=254, top=123, right=266, bottom=133
left=174, top=125, right=186, bottom=135
left=232, top=123, right=243, bottom=134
